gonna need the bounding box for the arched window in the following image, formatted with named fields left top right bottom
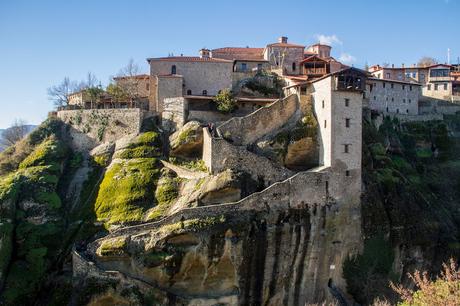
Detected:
left=292, top=62, right=296, bottom=71
left=202, top=90, right=207, bottom=96
left=171, top=65, right=176, bottom=75
left=187, top=89, right=192, bottom=95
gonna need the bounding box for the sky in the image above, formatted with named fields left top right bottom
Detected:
left=0, top=0, right=459, bottom=129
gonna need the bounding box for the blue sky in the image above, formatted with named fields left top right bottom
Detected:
left=0, top=0, right=459, bottom=128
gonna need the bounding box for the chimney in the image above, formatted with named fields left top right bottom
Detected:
left=278, top=36, right=288, bottom=44
left=199, top=48, right=210, bottom=58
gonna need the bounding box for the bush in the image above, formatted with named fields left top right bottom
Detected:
left=214, top=89, right=236, bottom=113
left=391, top=258, right=460, bottom=306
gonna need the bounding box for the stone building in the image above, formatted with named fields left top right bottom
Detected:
left=369, top=63, right=454, bottom=101
left=263, top=36, right=305, bottom=75
left=366, top=78, right=420, bottom=115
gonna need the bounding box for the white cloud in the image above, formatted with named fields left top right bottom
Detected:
left=315, top=34, right=342, bottom=46
left=339, top=53, right=356, bottom=64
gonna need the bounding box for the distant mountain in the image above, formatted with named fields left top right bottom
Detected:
left=0, top=125, right=36, bottom=152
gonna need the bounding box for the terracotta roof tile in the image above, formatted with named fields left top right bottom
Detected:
left=147, top=56, right=232, bottom=63
left=211, top=47, right=265, bottom=61
left=266, top=42, right=305, bottom=48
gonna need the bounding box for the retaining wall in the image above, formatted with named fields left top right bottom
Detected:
left=57, top=108, right=144, bottom=151
left=217, top=94, right=298, bottom=145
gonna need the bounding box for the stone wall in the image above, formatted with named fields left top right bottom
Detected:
left=57, top=108, right=143, bottom=151
left=150, top=60, right=233, bottom=97
left=419, top=99, right=460, bottom=115
left=264, top=46, right=304, bottom=75
left=203, top=128, right=293, bottom=186
left=217, top=94, right=298, bottom=145
left=367, top=79, right=420, bottom=115
left=162, top=97, right=187, bottom=132
left=153, top=75, right=183, bottom=113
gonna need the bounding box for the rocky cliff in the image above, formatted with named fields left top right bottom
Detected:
left=0, top=111, right=459, bottom=306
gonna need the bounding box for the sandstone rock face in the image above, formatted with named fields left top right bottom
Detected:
left=170, top=121, right=203, bottom=158
left=284, top=137, right=319, bottom=170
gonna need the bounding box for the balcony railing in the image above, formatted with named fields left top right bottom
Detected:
left=304, top=68, right=326, bottom=75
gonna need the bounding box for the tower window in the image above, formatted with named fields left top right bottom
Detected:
left=324, top=120, right=327, bottom=128
left=187, top=89, right=192, bottom=95
left=344, top=144, right=350, bottom=153
left=202, top=90, right=207, bottom=96
left=292, top=62, right=296, bottom=71
left=322, top=100, right=325, bottom=108
left=171, top=65, right=177, bottom=75
left=391, top=83, right=394, bottom=89
left=345, top=118, right=350, bottom=128
left=345, top=170, right=350, bottom=177
left=345, top=98, right=350, bottom=107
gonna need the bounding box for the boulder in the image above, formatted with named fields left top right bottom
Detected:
left=169, top=121, right=203, bottom=158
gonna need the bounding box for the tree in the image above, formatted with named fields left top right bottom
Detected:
left=214, top=89, right=236, bottom=113
left=84, top=86, right=105, bottom=108
left=391, top=258, right=460, bottom=306
left=47, top=77, right=81, bottom=107
left=106, top=83, right=128, bottom=103
left=418, top=56, right=438, bottom=67
left=116, top=59, right=142, bottom=104
left=1, top=119, right=29, bottom=148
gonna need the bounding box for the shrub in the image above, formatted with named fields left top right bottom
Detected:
left=214, top=89, right=236, bottom=113
left=391, top=258, right=460, bottom=306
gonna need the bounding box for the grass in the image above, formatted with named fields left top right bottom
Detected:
left=169, top=157, right=207, bottom=172
left=116, top=145, right=160, bottom=159
left=19, top=137, right=66, bottom=170
left=147, top=176, right=179, bottom=221
left=95, top=158, right=161, bottom=225
left=98, top=237, right=127, bottom=256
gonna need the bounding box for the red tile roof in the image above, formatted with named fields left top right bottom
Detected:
left=147, top=56, right=232, bottom=63
left=211, top=47, right=266, bottom=61
left=113, top=74, right=149, bottom=80
left=266, top=42, right=305, bottom=48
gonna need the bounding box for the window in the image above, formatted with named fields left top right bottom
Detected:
left=435, top=84, right=438, bottom=91
left=405, top=73, right=411, bottom=78
left=386, top=73, right=391, bottom=78
left=409, top=99, right=411, bottom=103
left=444, top=83, right=448, bottom=90
left=383, top=82, right=386, bottom=88
left=345, top=118, right=350, bottom=128
left=292, top=62, right=296, bottom=71
left=241, top=63, right=247, bottom=71
left=257, top=63, right=263, bottom=70
left=412, top=72, right=416, bottom=78
left=396, top=108, right=399, bottom=113
left=406, top=109, right=409, bottom=113
left=146, top=83, right=149, bottom=91
left=171, top=65, right=177, bottom=75
left=202, top=90, right=207, bottom=96
left=391, top=97, right=394, bottom=102
left=420, top=73, right=425, bottom=81
left=374, top=96, right=376, bottom=100
left=322, top=100, right=325, bottom=108
left=345, top=170, right=350, bottom=177
left=345, top=98, right=350, bottom=107
left=428, top=84, right=431, bottom=90
left=402, top=85, right=405, bottom=90
left=344, top=144, right=350, bottom=153
left=386, top=107, right=389, bottom=112
left=386, top=97, right=389, bottom=101
left=410, top=85, right=412, bottom=91
left=403, top=99, right=406, bottom=103
left=187, top=89, right=192, bottom=95
left=398, top=73, right=403, bottom=80
left=391, top=83, right=394, bottom=89
left=324, top=120, right=327, bottom=128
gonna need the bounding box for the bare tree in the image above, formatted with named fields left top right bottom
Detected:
left=47, top=77, right=82, bottom=107
left=84, top=72, right=99, bottom=89
left=115, top=59, right=142, bottom=105
left=418, top=56, right=438, bottom=67
left=1, top=119, right=29, bottom=148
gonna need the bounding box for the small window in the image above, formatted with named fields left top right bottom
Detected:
left=187, top=89, right=192, bottom=95
left=171, top=65, right=177, bottom=75
left=146, top=83, right=149, bottom=90
left=241, top=63, right=247, bottom=71
left=345, top=118, right=350, bottom=128
left=374, top=96, right=376, bottom=100
left=257, top=63, right=263, bottom=70
left=428, top=84, right=431, bottom=90
left=202, top=90, right=207, bottom=96
left=435, top=84, right=438, bottom=91
left=403, top=99, right=406, bottom=103
left=345, top=98, right=350, bottom=107
left=406, top=109, right=409, bottom=113
left=396, top=108, right=399, bottom=113
left=383, top=83, right=386, bottom=88
left=444, top=83, right=448, bottom=90
left=402, top=85, right=405, bottom=90
left=391, top=97, right=394, bottom=102
left=322, top=100, right=325, bottom=108
left=324, top=120, right=327, bottom=128
left=409, top=99, right=411, bottom=103
left=386, top=97, right=389, bottom=101
left=391, top=83, right=394, bottom=89
left=345, top=170, right=350, bottom=177
left=386, top=107, right=389, bottom=112
left=292, top=62, right=296, bottom=71
left=344, top=144, right=350, bottom=153
left=410, top=85, right=412, bottom=91
left=386, top=73, right=391, bottom=78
